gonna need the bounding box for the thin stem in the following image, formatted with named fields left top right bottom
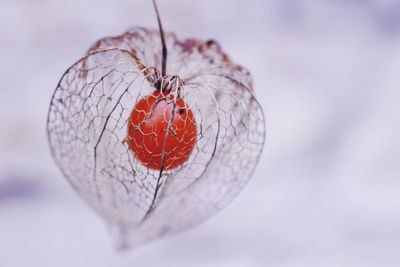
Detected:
left=152, top=0, right=167, bottom=77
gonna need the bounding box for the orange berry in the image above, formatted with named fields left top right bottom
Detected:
left=127, top=91, right=197, bottom=170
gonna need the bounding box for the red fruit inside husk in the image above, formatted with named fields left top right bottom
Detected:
left=127, top=91, right=197, bottom=170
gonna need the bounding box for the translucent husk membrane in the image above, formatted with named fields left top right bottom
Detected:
left=47, top=27, right=265, bottom=249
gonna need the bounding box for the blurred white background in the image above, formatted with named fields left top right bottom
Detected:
left=1, top=0, right=400, bottom=266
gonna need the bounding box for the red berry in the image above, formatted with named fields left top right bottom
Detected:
left=127, top=91, right=197, bottom=170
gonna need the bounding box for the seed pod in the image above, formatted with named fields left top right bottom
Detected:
left=47, top=22, right=265, bottom=250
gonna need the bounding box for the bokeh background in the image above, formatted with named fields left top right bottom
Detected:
left=1, top=0, right=400, bottom=266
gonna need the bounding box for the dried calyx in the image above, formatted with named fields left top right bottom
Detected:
left=47, top=0, right=265, bottom=250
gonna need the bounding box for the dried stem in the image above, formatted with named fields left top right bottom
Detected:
left=152, top=0, right=167, bottom=77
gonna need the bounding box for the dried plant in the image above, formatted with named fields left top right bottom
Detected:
left=47, top=0, right=265, bottom=249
